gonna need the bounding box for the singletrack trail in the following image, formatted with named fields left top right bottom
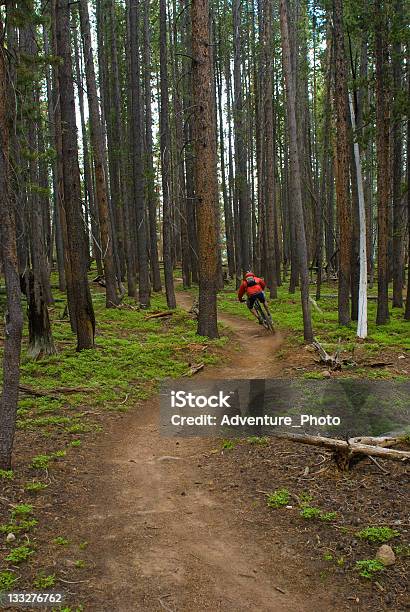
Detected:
left=176, top=291, right=284, bottom=378
left=74, top=294, right=342, bottom=612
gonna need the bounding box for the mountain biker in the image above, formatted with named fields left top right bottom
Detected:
left=238, top=271, right=267, bottom=324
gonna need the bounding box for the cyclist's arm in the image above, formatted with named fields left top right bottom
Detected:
left=238, top=282, right=246, bottom=301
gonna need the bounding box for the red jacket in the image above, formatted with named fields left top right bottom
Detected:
left=238, top=274, right=266, bottom=301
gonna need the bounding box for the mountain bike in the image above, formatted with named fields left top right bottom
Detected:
left=253, top=298, right=275, bottom=333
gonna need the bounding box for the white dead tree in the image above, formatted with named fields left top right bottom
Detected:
left=349, top=94, right=367, bottom=339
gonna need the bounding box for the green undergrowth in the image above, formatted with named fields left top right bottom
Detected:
left=179, top=280, right=409, bottom=370
left=223, top=282, right=408, bottom=349
left=0, top=287, right=226, bottom=443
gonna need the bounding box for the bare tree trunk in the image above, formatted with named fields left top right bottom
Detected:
left=159, top=0, right=176, bottom=308
left=375, top=0, right=390, bottom=324
left=392, top=0, right=405, bottom=308
left=405, top=56, right=410, bottom=321
left=79, top=0, right=118, bottom=307
left=43, top=22, right=66, bottom=291
left=191, top=0, right=219, bottom=338
left=143, top=0, right=162, bottom=292
left=0, top=18, right=24, bottom=468
left=128, top=0, right=151, bottom=307
left=333, top=0, right=351, bottom=325
left=72, top=19, right=101, bottom=276
left=261, top=0, right=277, bottom=298
left=280, top=0, right=313, bottom=343
left=56, top=0, right=95, bottom=350
left=349, top=94, right=367, bottom=339
left=233, top=0, right=251, bottom=272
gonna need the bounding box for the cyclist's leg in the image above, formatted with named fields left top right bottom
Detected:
left=259, top=292, right=271, bottom=316
left=247, top=296, right=262, bottom=322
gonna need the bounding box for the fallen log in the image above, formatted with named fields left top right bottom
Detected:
left=19, top=384, right=93, bottom=398
left=275, top=432, right=410, bottom=471
left=145, top=311, right=174, bottom=320
left=348, top=436, right=401, bottom=447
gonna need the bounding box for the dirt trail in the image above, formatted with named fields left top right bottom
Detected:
left=76, top=295, right=340, bottom=611
left=176, top=291, right=285, bottom=378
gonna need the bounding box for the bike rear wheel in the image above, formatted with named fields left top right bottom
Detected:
left=254, top=299, right=274, bottom=333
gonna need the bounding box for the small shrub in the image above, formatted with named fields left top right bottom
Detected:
left=53, top=536, right=69, bottom=546
left=33, top=573, right=55, bottom=589
left=11, top=504, right=33, bottom=518
left=300, top=506, right=322, bottom=519
left=0, top=570, right=17, bottom=592
left=0, top=519, right=38, bottom=535
left=0, top=470, right=14, bottom=480
left=320, top=511, right=338, bottom=522
left=74, top=560, right=86, bottom=568
left=221, top=440, right=235, bottom=450
left=31, top=454, right=52, bottom=469
left=358, top=526, right=399, bottom=544
left=25, top=481, right=48, bottom=492
left=70, top=440, right=82, bottom=447
left=355, top=559, right=385, bottom=579
left=246, top=436, right=269, bottom=446
left=5, top=545, right=34, bottom=564
left=267, top=489, right=290, bottom=508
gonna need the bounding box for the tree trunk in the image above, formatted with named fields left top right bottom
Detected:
left=143, top=0, right=162, bottom=292
left=191, top=0, right=219, bottom=339
left=333, top=0, right=351, bottom=325
left=159, top=0, right=176, bottom=308
left=280, top=0, right=313, bottom=343
left=233, top=0, right=251, bottom=272
left=375, top=0, right=390, bottom=324
left=349, top=94, right=367, bottom=339
left=391, top=0, right=404, bottom=308
left=22, top=270, right=56, bottom=358
left=0, top=18, right=24, bottom=469
left=405, top=55, right=410, bottom=321
left=261, top=0, right=277, bottom=298
left=128, top=0, right=151, bottom=307
left=79, top=0, right=119, bottom=307
left=56, top=0, right=95, bottom=350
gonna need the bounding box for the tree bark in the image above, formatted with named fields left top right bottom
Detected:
left=0, top=18, right=24, bottom=469
left=333, top=0, right=351, bottom=326
left=143, top=0, right=162, bottom=292
left=349, top=94, right=367, bottom=339
left=159, top=0, right=176, bottom=308
left=56, top=0, right=95, bottom=349
left=79, top=0, right=119, bottom=307
left=233, top=0, right=251, bottom=272
left=191, top=0, right=219, bottom=339
left=280, top=0, right=313, bottom=343
left=391, top=0, right=405, bottom=308
left=375, top=0, right=390, bottom=324
left=128, top=0, right=151, bottom=307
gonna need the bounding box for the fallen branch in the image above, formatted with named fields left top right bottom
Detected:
left=348, top=436, right=401, bottom=447
left=312, top=339, right=342, bottom=370
left=362, top=361, right=394, bottom=368
left=145, top=311, right=174, bottom=319
left=19, top=384, right=93, bottom=398
left=309, top=297, right=324, bottom=315
left=182, top=362, right=204, bottom=376
left=276, top=432, right=410, bottom=470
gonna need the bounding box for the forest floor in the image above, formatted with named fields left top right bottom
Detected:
left=0, top=278, right=409, bottom=611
